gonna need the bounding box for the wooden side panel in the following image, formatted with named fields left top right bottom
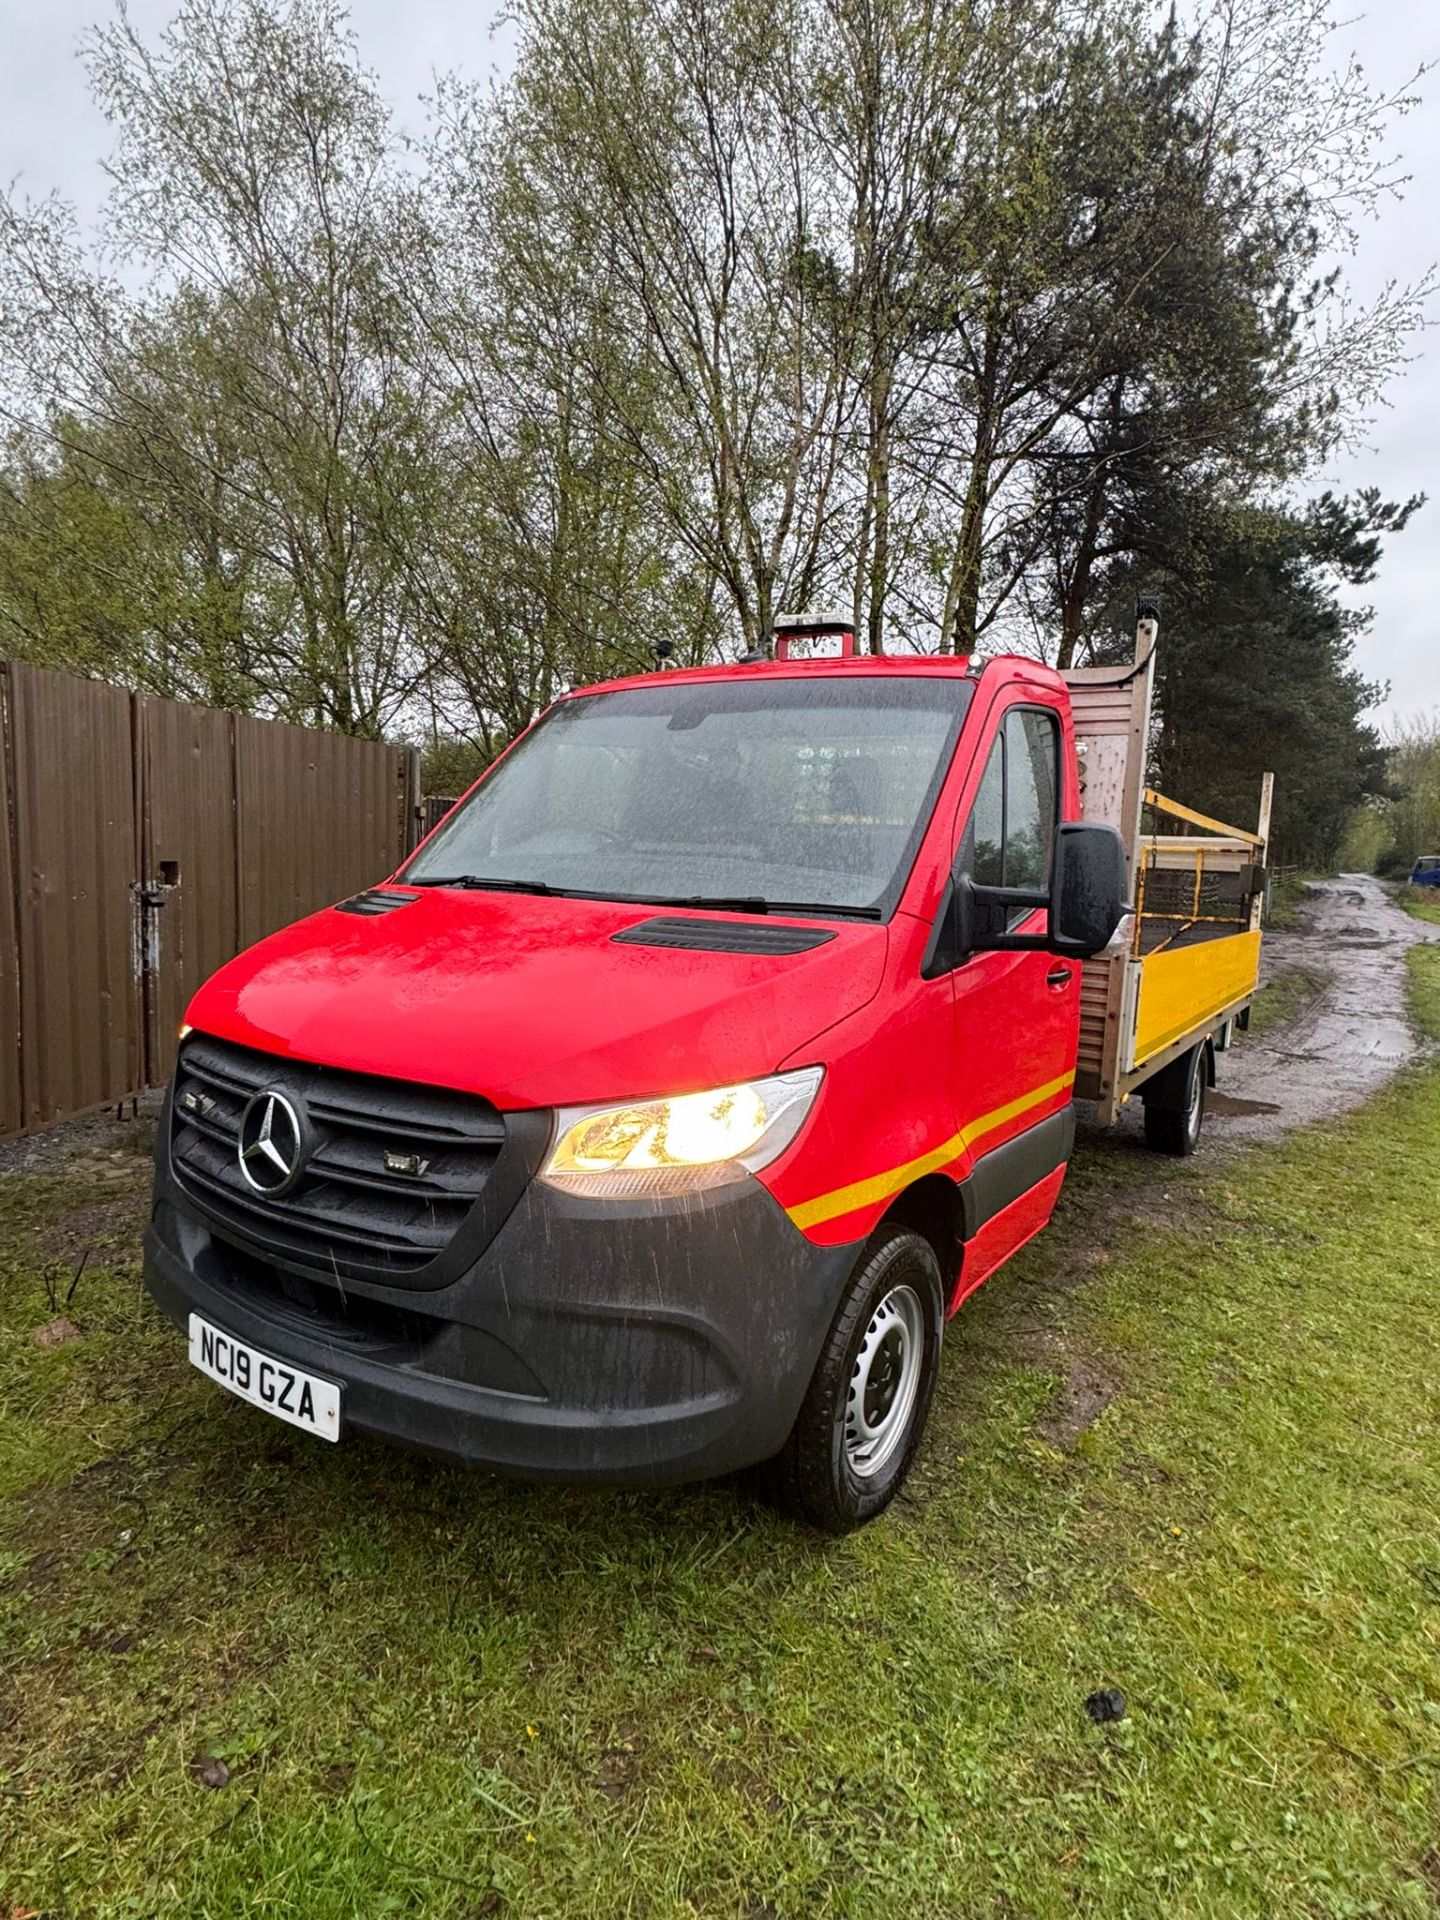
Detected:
left=1075, top=951, right=1122, bottom=1099
left=1145, top=838, right=1250, bottom=872
left=1062, top=622, right=1156, bottom=899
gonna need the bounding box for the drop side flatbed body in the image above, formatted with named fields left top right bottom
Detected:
left=1064, top=613, right=1273, bottom=1128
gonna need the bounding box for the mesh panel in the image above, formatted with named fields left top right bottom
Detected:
left=1137, top=860, right=1249, bottom=953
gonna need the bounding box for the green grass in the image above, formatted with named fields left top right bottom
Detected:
left=1262, top=871, right=1320, bottom=930
left=1396, top=884, right=1440, bottom=927
left=4, top=1019, right=1440, bottom=1916
left=1406, top=942, right=1440, bottom=1036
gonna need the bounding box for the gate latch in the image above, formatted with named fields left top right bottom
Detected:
left=131, top=865, right=182, bottom=978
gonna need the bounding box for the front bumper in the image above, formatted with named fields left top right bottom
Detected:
left=143, top=1148, right=860, bottom=1485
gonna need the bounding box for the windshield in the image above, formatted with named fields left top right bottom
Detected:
left=404, top=675, right=971, bottom=916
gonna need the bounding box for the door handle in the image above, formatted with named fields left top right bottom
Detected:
left=1046, top=964, right=1075, bottom=989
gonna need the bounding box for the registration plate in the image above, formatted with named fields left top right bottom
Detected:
left=188, top=1314, right=341, bottom=1441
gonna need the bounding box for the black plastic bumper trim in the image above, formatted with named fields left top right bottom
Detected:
left=144, top=1165, right=862, bottom=1486
left=960, top=1104, right=1075, bottom=1239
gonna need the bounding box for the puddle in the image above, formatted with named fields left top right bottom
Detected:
left=1207, top=1091, right=1281, bottom=1118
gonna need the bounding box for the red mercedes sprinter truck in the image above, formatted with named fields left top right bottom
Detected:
left=144, top=610, right=1268, bottom=1529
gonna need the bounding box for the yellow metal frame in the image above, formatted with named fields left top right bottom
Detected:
left=1141, top=788, right=1264, bottom=845
left=1125, top=783, right=1267, bottom=1071
left=1132, top=930, right=1262, bottom=1066
left=1131, top=788, right=1262, bottom=959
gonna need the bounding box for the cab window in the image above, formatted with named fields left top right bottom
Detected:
left=960, top=707, right=1060, bottom=921
left=1005, top=709, right=1059, bottom=890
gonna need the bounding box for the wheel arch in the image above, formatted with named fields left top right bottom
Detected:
left=878, top=1172, right=966, bottom=1289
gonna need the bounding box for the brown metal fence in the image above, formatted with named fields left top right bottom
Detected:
left=0, top=661, right=420, bottom=1137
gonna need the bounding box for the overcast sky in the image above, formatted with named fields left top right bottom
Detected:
left=1, top=0, right=1435, bottom=726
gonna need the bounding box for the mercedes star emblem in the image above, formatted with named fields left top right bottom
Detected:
left=237, top=1089, right=306, bottom=1195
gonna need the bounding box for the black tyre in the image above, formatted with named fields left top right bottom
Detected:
left=758, top=1226, right=944, bottom=1533
left=1142, top=1042, right=1206, bottom=1157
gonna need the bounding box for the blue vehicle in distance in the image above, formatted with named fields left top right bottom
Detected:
left=1411, top=855, right=1440, bottom=888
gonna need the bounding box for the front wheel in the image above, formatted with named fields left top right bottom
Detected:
left=758, top=1226, right=943, bottom=1533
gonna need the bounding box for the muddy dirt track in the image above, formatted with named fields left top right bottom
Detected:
left=1220, top=874, right=1437, bottom=1138
left=1095, top=874, right=1438, bottom=1151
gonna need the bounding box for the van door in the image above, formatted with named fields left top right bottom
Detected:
left=949, top=700, right=1079, bottom=1302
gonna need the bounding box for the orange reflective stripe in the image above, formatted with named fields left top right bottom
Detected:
left=785, top=1070, right=1075, bottom=1232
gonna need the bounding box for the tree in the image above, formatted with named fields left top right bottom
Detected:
left=1088, top=488, right=1420, bottom=866
left=1383, top=712, right=1440, bottom=874
left=0, top=0, right=438, bottom=734
left=410, top=70, right=697, bottom=744
left=466, top=0, right=862, bottom=653
left=972, top=0, right=1430, bottom=667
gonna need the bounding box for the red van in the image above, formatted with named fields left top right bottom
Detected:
left=143, top=637, right=1127, bottom=1530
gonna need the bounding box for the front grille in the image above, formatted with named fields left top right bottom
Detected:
left=170, top=1034, right=507, bottom=1280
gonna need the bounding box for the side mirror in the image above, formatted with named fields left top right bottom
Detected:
left=924, top=821, right=1128, bottom=973
left=1049, top=822, right=1128, bottom=957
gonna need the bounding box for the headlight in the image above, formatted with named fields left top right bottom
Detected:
left=540, top=1067, right=823, bottom=1198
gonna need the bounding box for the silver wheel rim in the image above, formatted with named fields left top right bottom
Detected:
left=1188, top=1060, right=1204, bottom=1138
left=844, top=1283, right=925, bottom=1480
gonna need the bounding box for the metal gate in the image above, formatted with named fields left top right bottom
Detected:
left=0, top=661, right=419, bottom=1136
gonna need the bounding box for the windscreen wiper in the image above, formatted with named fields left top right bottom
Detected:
left=405, top=875, right=558, bottom=895
left=656, top=894, right=773, bottom=914
left=765, top=899, right=884, bottom=920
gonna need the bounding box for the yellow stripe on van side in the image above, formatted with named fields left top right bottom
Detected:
left=785, top=1070, right=1075, bottom=1232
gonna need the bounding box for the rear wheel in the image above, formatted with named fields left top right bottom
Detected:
left=758, top=1226, right=943, bottom=1533
left=1142, top=1042, right=1207, bottom=1156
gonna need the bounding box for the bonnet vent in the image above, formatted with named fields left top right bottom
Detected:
left=611, top=916, right=837, bottom=955
left=335, top=888, right=421, bottom=918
